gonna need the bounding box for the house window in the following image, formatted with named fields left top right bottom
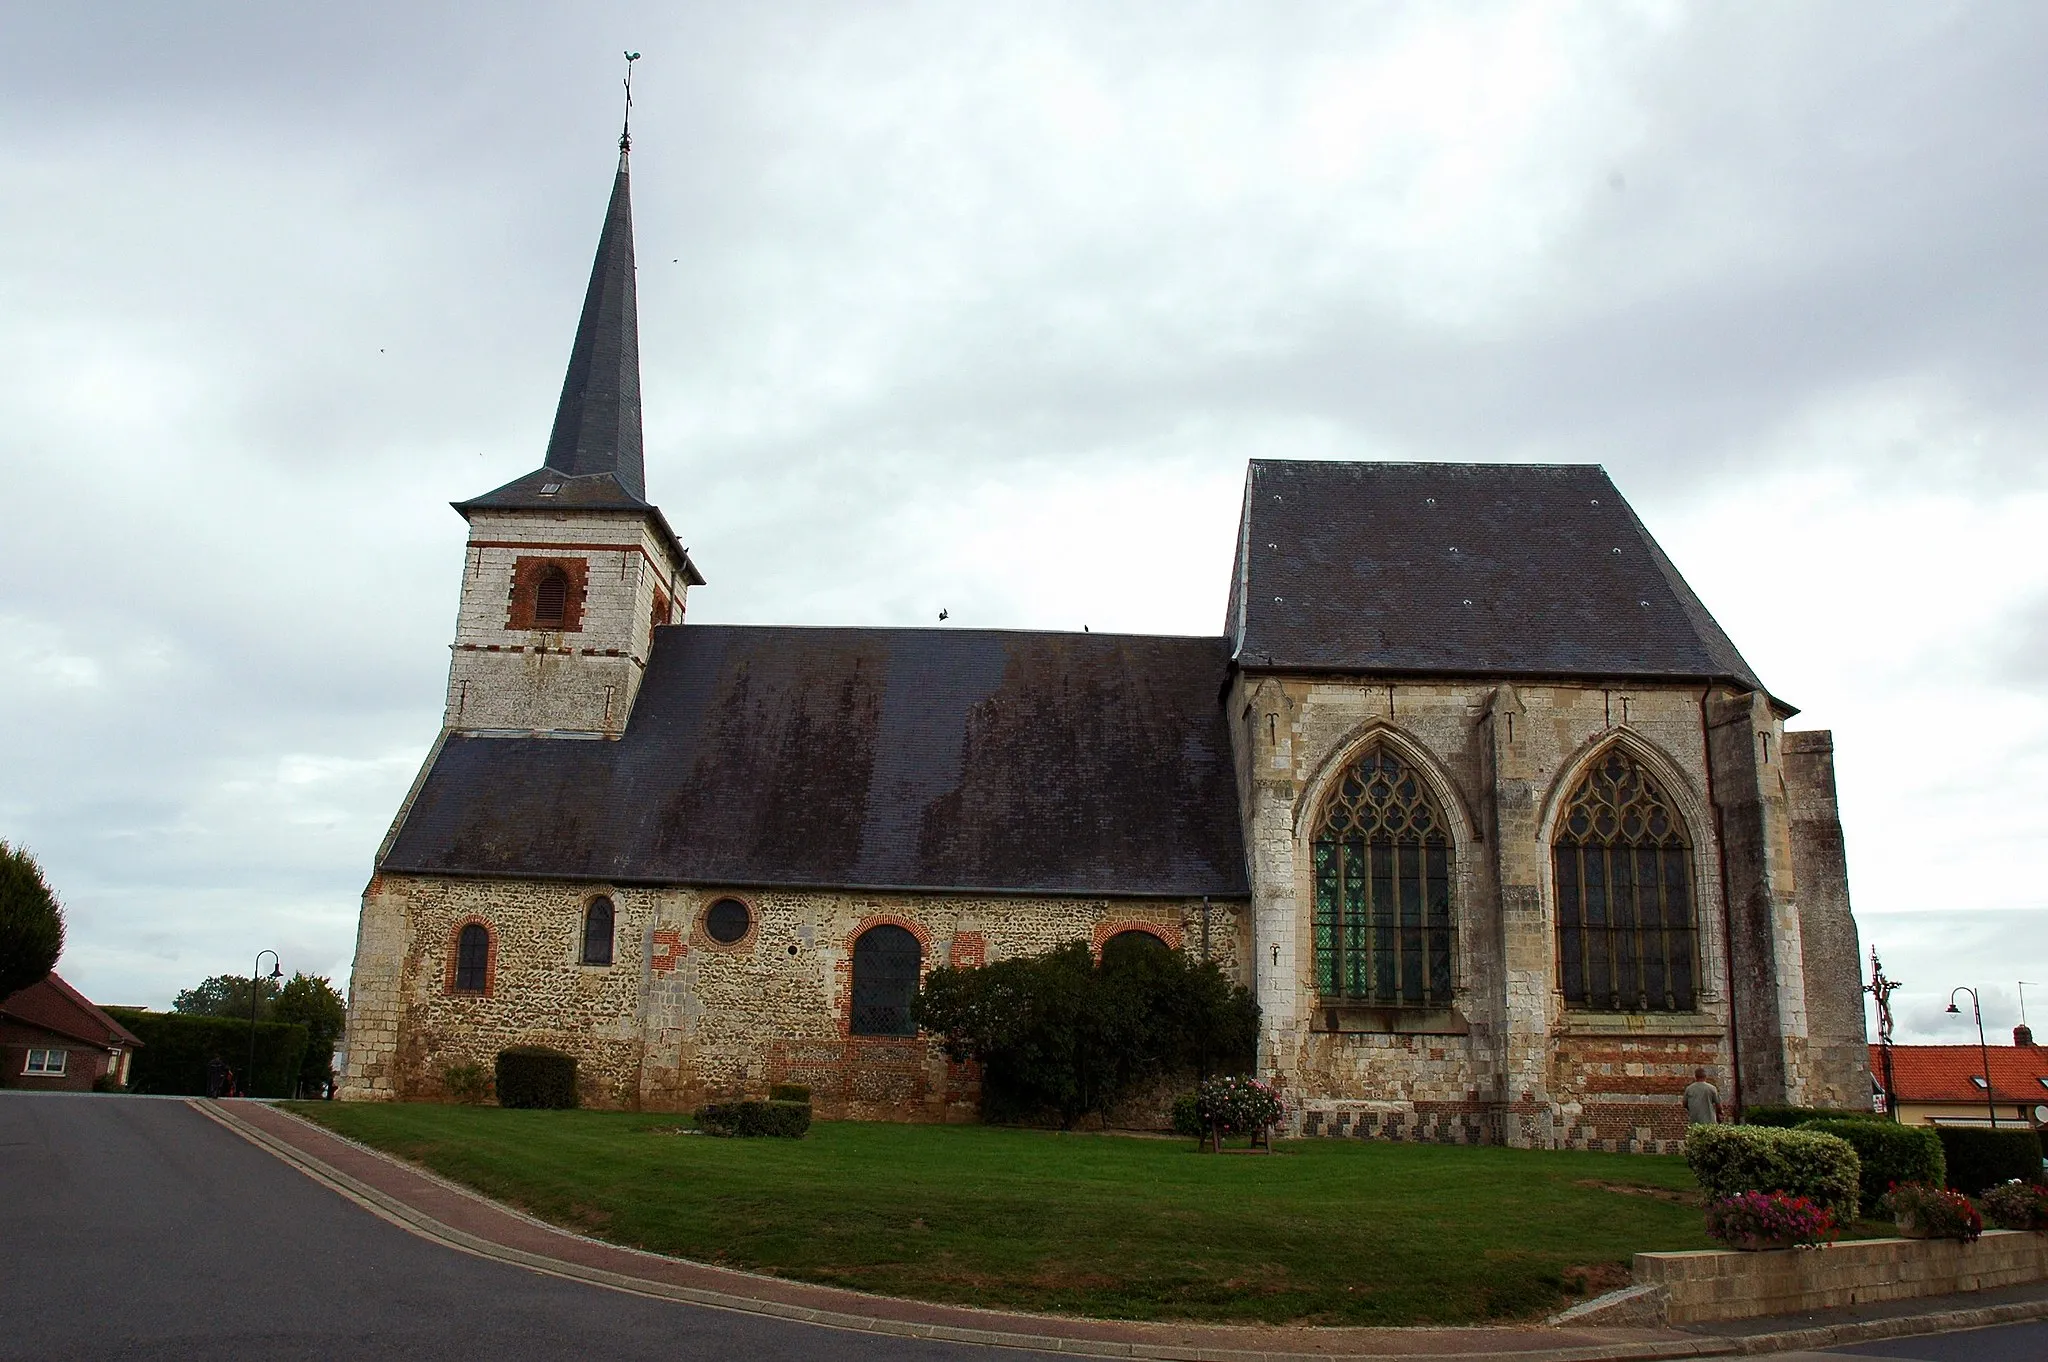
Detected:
left=454, top=923, right=491, bottom=993
left=1554, top=748, right=1698, bottom=1012
left=850, top=924, right=921, bottom=1037
left=581, top=897, right=614, bottom=966
left=534, top=567, right=570, bottom=629
left=1311, top=744, right=1454, bottom=1005
left=24, top=1048, right=67, bottom=1076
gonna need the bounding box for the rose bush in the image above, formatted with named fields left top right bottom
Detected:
left=1191, top=1075, right=1284, bottom=1138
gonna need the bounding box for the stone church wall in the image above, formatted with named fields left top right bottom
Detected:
left=1783, top=730, right=1872, bottom=1109
left=341, top=873, right=1249, bottom=1119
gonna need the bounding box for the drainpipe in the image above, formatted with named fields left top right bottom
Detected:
left=1700, top=686, right=1744, bottom=1122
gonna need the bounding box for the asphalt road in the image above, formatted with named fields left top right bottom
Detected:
left=2, top=1091, right=2041, bottom=1361
left=0, top=1091, right=1021, bottom=1361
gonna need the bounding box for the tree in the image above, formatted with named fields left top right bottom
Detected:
left=274, top=973, right=347, bottom=1096
left=0, top=841, right=65, bottom=1001
left=173, top=974, right=279, bottom=1020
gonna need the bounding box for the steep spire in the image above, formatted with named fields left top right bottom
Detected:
left=542, top=136, right=645, bottom=499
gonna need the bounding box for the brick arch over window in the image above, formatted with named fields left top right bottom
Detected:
left=849, top=922, right=924, bottom=1037
left=1091, top=920, right=1183, bottom=958
left=1310, top=743, right=1454, bottom=1006
left=1552, top=745, right=1699, bottom=1013
left=446, top=918, right=496, bottom=996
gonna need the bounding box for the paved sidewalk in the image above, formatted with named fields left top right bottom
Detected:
left=200, top=1101, right=2048, bottom=1362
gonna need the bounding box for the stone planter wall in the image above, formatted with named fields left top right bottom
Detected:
left=1635, top=1231, right=2048, bottom=1324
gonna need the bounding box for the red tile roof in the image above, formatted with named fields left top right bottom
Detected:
left=0, top=972, right=142, bottom=1049
left=1871, top=1043, right=2048, bottom=1105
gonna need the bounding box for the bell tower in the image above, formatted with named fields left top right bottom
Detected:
left=442, top=126, right=701, bottom=738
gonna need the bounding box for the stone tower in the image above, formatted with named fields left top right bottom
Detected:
left=441, top=134, right=701, bottom=738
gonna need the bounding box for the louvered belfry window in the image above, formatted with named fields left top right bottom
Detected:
left=1554, top=749, right=1698, bottom=1012
left=534, top=567, right=570, bottom=629
left=1311, top=746, right=1454, bottom=1006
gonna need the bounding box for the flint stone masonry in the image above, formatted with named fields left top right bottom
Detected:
left=342, top=872, right=1246, bottom=1116
left=1634, top=1231, right=2048, bottom=1324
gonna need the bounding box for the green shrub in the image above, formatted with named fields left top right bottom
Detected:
left=1742, top=1104, right=1885, bottom=1128
left=495, top=1047, right=578, bottom=1109
left=1801, top=1118, right=1946, bottom=1215
left=106, top=1008, right=310, bottom=1098
left=694, top=1100, right=812, bottom=1138
left=1882, top=1182, right=1982, bottom=1241
left=768, top=1083, right=812, bottom=1104
left=1191, top=1075, right=1285, bottom=1137
left=1169, top=1091, right=1203, bottom=1139
left=442, top=1060, right=492, bottom=1104
left=1685, top=1124, right=1861, bottom=1225
left=1935, top=1126, right=2045, bottom=1196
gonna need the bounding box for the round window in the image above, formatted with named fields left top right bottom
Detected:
left=704, top=898, right=752, bottom=945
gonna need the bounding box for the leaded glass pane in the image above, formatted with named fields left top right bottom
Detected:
left=1553, top=750, right=1698, bottom=1013
left=1310, top=745, right=1455, bottom=1006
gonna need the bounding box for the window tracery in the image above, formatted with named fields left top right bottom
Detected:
left=1553, top=748, right=1698, bottom=1012
left=1311, top=744, right=1454, bottom=1006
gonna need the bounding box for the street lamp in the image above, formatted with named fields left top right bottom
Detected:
left=1945, top=986, right=1998, bottom=1129
left=249, top=950, right=282, bottom=1098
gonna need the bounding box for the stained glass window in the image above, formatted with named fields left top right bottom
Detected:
left=1554, top=749, right=1698, bottom=1012
left=1311, top=746, right=1454, bottom=1006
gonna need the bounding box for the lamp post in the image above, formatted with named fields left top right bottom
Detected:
left=1945, top=986, right=1998, bottom=1129
left=248, top=951, right=282, bottom=1098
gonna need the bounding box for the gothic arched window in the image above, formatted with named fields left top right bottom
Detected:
left=581, top=896, right=614, bottom=966
left=850, top=925, right=921, bottom=1036
left=534, top=567, right=570, bottom=629
left=1554, top=748, right=1698, bottom=1012
left=454, top=923, right=491, bottom=993
left=1311, top=745, right=1454, bottom=1006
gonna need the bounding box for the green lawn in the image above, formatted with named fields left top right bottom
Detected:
left=288, top=1102, right=1720, bottom=1326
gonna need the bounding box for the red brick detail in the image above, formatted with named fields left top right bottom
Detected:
left=693, top=895, right=760, bottom=953
left=1092, top=920, right=1183, bottom=957
left=834, top=916, right=933, bottom=1038
left=443, top=917, right=498, bottom=997
left=949, top=931, right=987, bottom=968
left=650, top=588, right=671, bottom=637
left=504, top=556, right=589, bottom=632
left=650, top=927, right=686, bottom=974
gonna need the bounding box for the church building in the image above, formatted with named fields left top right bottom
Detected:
left=341, top=137, right=1872, bottom=1150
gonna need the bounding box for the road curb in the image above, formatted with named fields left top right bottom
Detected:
left=190, top=1101, right=2046, bottom=1361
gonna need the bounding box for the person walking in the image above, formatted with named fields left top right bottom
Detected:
left=1683, top=1068, right=1721, bottom=1126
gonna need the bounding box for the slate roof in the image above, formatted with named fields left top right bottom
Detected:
left=382, top=626, right=1250, bottom=898
left=453, top=468, right=705, bottom=586
left=1227, top=461, right=1768, bottom=694
left=0, top=972, right=142, bottom=1049
left=543, top=150, right=645, bottom=499
left=1874, top=1043, right=2048, bottom=1107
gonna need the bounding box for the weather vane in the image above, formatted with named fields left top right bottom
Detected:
left=621, top=51, right=640, bottom=154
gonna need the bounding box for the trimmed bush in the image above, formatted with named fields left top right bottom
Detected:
left=1685, top=1124, right=1861, bottom=1225
left=1935, top=1126, right=2045, bottom=1196
left=1169, top=1091, right=1203, bottom=1139
left=768, top=1083, right=812, bottom=1104
left=442, top=1060, right=492, bottom=1105
left=1742, top=1104, right=1885, bottom=1128
left=106, top=1008, right=310, bottom=1098
left=695, top=1100, right=812, bottom=1138
left=1801, top=1118, right=1946, bottom=1215
left=495, top=1047, right=578, bottom=1109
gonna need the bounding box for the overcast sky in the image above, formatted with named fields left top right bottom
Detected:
left=3, top=3, right=2044, bottom=1048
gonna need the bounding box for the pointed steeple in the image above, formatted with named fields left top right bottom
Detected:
left=542, top=139, right=645, bottom=499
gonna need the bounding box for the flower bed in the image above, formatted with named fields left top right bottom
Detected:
left=1702, top=1190, right=1838, bottom=1251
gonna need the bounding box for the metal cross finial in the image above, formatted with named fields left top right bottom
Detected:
left=620, top=51, right=640, bottom=154
left=1865, top=946, right=1901, bottom=1121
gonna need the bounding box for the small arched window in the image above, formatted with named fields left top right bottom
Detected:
left=1554, top=748, right=1697, bottom=1012
left=454, top=923, right=490, bottom=993
left=850, top=925, right=921, bottom=1037
left=581, top=896, right=614, bottom=966
left=534, top=567, right=569, bottom=629
left=1101, top=929, right=1171, bottom=964
left=1311, top=744, right=1454, bottom=1006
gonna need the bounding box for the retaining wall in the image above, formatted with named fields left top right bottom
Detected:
left=1635, top=1231, right=2048, bottom=1324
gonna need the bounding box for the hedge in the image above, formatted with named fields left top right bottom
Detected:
left=106, top=1009, right=310, bottom=1098
left=1743, top=1104, right=1886, bottom=1128
left=1935, top=1126, right=2045, bottom=1196
left=694, top=1100, right=812, bottom=1138
left=1800, top=1118, right=1946, bottom=1215
left=494, top=1047, right=578, bottom=1109
left=1685, top=1124, right=1861, bottom=1225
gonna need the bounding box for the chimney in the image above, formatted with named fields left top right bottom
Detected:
left=2017, top=1024, right=2036, bottom=1047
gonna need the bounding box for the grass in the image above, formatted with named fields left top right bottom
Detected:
left=288, top=1101, right=1723, bottom=1326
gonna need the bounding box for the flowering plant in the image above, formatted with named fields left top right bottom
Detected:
left=1882, top=1182, right=1982, bottom=1242
left=1192, top=1075, right=1285, bottom=1136
left=1702, top=1191, right=1839, bottom=1250
left=1979, top=1180, right=2048, bottom=1232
